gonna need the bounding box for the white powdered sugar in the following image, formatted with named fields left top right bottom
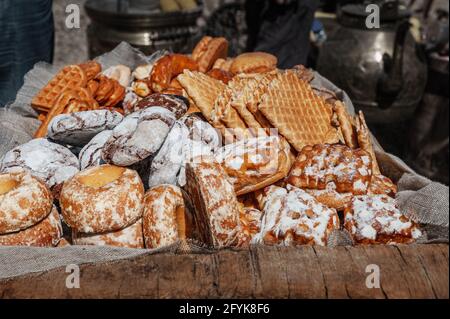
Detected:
left=0, top=138, right=80, bottom=189
left=102, top=107, right=176, bottom=166
left=60, top=167, right=144, bottom=234
left=47, top=110, right=123, bottom=147
left=73, top=219, right=144, bottom=248
left=253, top=185, right=340, bottom=246
left=79, top=130, right=112, bottom=170
left=142, top=185, right=185, bottom=249
left=345, top=195, right=423, bottom=242
left=0, top=170, right=53, bottom=234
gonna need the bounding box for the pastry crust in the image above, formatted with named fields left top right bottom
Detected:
left=368, top=174, right=397, bottom=197
left=142, top=185, right=195, bottom=249
left=344, top=195, right=422, bottom=244
left=73, top=218, right=144, bottom=248
left=60, top=165, right=144, bottom=234
left=0, top=138, right=80, bottom=192
left=47, top=109, right=123, bottom=146
left=356, top=111, right=381, bottom=175
left=254, top=185, right=340, bottom=246
left=0, top=205, right=62, bottom=247
left=287, top=144, right=373, bottom=195
left=236, top=208, right=262, bottom=247
left=0, top=170, right=53, bottom=234
left=216, top=136, right=295, bottom=196
left=192, top=37, right=229, bottom=73
left=184, top=157, right=240, bottom=248
left=230, top=52, right=277, bottom=74
left=334, top=101, right=358, bottom=149
left=305, top=182, right=353, bottom=211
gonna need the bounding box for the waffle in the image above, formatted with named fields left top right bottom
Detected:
left=79, top=61, right=102, bottom=81
left=228, top=74, right=261, bottom=129
left=34, top=87, right=97, bottom=138
left=31, top=65, right=87, bottom=113
left=177, top=70, right=225, bottom=124
left=334, top=101, right=358, bottom=149
left=258, top=71, right=340, bottom=152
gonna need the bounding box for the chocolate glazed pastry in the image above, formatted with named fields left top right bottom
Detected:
left=0, top=138, right=80, bottom=198
left=102, top=107, right=176, bottom=167
left=47, top=110, right=123, bottom=147
left=133, top=93, right=189, bottom=119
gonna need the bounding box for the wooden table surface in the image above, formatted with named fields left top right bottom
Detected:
left=0, top=244, right=448, bottom=299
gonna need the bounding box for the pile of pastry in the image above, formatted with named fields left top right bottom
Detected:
left=0, top=37, right=422, bottom=249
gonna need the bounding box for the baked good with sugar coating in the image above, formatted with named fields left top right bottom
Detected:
left=216, top=136, right=295, bottom=196
left=184, top=157, right=240, bottom=248
left=47, top=109, right=123, bottom=147
left=0, top=138, right=80, bottom=196
left=344, top=195, right=422, bottom=244
left=143, top=185, right=196, bottom=249
left=101, top=107, right=176, bottom=166
left=73, top=218, right=144, bottom=248
left=0, top=170, right=53, bottom=234
left=236, top=207, right=262, bottom=247
left=253, top=185, right=340, bottom=246
left=134, top=93, right=188, bottom=119
left=0, top=205, right=62, bottom=247
left=192, top=37, right=229, bottom=73
left=287, top=144, right=373, bottom=195
left=60, top=165, right=144, bottom=234
left=368, top=174, right=397, bottom=197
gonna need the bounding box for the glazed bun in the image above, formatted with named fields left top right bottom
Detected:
left=0, top=169, right=53, bottom=234
left=60, top=165, right=144, bottom=234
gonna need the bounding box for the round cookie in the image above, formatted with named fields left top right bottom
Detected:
left=60, top=165, right=144, bottom=234
left=134, top=93, right=188, bottom=118
left=79, top=130, right=112, bottom=170
left=0, top=169, right=53, bottom=234
left=72, top=218, right=144, bottom=248
left=102, top=107, right=176, bottom=166
left=0, top=206, right=62, bottom=247
left=47, top=110, right=123, bottom=147
left=0, top=138, right=80, bottom=190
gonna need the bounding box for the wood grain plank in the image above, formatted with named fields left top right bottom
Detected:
left=415, top=245, right=449, bottom=299
left=0, top=245, right=447, bottom=299
left=362, top=246, right=413, bottom=299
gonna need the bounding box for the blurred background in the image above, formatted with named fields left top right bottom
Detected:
left=1, top=0, right=449, bottom=184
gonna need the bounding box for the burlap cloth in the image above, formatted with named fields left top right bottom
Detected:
left=0, top=43, right=448, bottom=280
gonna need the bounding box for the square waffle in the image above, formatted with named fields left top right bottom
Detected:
left=258, top=71, right=339, bottom=152
left=31, top=65, right=88, bottom=113
left=177, top=70, right=225, bottom=124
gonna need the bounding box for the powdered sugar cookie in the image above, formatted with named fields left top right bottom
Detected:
left=47, top=110, right=123, bottom=147
left=78, top=130, right=112, bottom=170
left=0, top=169, right=53, bottom=234
left=60, top=165, right=144, bottom=234
left=0, top=138, right=80, bottom=191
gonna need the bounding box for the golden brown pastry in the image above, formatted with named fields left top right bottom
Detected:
left=73, top=219, right=144, bottom=248
left=254, top=185, right=340, bottom=246
left=142, top=185, right=195, bottom=249
left=60, top=165, right=145, bottom=234
left=191, top=36, right=229, bottom=73
left=344, top=195, right=422, bottom=245
left=287, top=144, right=373, bottom=195
left=0, top=206, right=62, bottom=247
left=216, top=136, right=295, bottom=196
left=0, top=169, right=53, bottom=235
left=230, top=52, right=277, bottom=74
left=184, top=157, right=240, bottom=248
